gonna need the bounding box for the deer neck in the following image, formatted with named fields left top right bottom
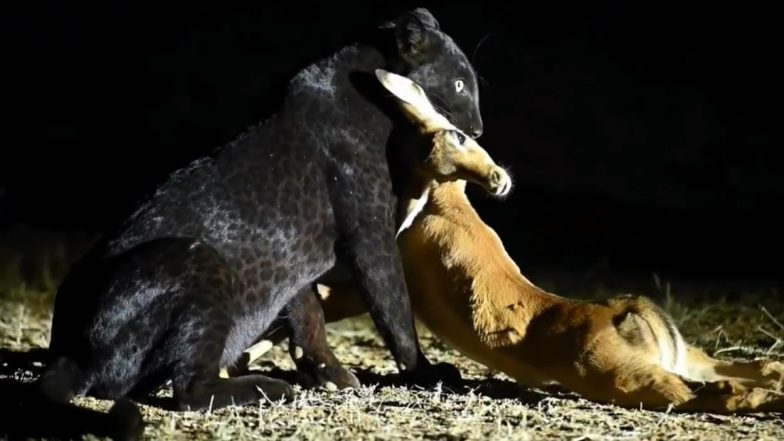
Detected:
left=395, top=174, right=440, bottom=238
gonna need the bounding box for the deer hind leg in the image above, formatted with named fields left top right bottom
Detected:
left=593, top=349, right=784, bottom=413
left=662, top=345, right=784, bottom=413
left=557, top=297, right=784, bottom=413
left=675, top=379, right=784, bottom=413
left=569, top=342, right=781, bottom=412
left=680, top=346, right=784, bottom=388
left=570, top=350, right=695, bottom=409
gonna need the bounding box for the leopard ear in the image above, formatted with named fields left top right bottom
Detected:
left=375, top=69, right=452, bottom=131
left=381, top=8, right=439, bottom=30
left=393, top=9, right=440, bottom=63
left=409, top=8, right=440, bottom=30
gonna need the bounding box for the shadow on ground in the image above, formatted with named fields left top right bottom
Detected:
left=257, top=364, right=551, bottom=404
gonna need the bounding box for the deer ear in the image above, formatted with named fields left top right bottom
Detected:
left=375, top=69, right=430, bottom=110
left=375, top=69, right=453, bottom=131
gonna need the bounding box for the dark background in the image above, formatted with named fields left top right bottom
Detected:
left=1, top=1, right=780, bottom=292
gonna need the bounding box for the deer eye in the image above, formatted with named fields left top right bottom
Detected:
left=453, top=130, right=466, bottom=146
left=455, top=79, right=465, bottom=93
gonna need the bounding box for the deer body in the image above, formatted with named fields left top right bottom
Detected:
left=394, top=181, right=784, bottom=412
left=271, top=180, right=784, bottom=413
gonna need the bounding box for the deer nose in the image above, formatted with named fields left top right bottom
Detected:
left=470, top=127, right=483, bottom=138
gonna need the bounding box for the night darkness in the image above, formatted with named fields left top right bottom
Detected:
left=1, top=1, right=781, bottom=292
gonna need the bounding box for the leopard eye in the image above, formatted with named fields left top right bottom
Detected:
left=455, top=79, right=465, bottom=93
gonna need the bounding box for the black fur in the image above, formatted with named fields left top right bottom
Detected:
left=30, top=7, right=482, bottom=439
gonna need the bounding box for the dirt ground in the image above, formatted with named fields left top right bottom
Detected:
left=1, top=273, right=783, bottom=441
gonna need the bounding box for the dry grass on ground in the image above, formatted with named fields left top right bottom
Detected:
left=1, top=274, right=783, bottom=441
